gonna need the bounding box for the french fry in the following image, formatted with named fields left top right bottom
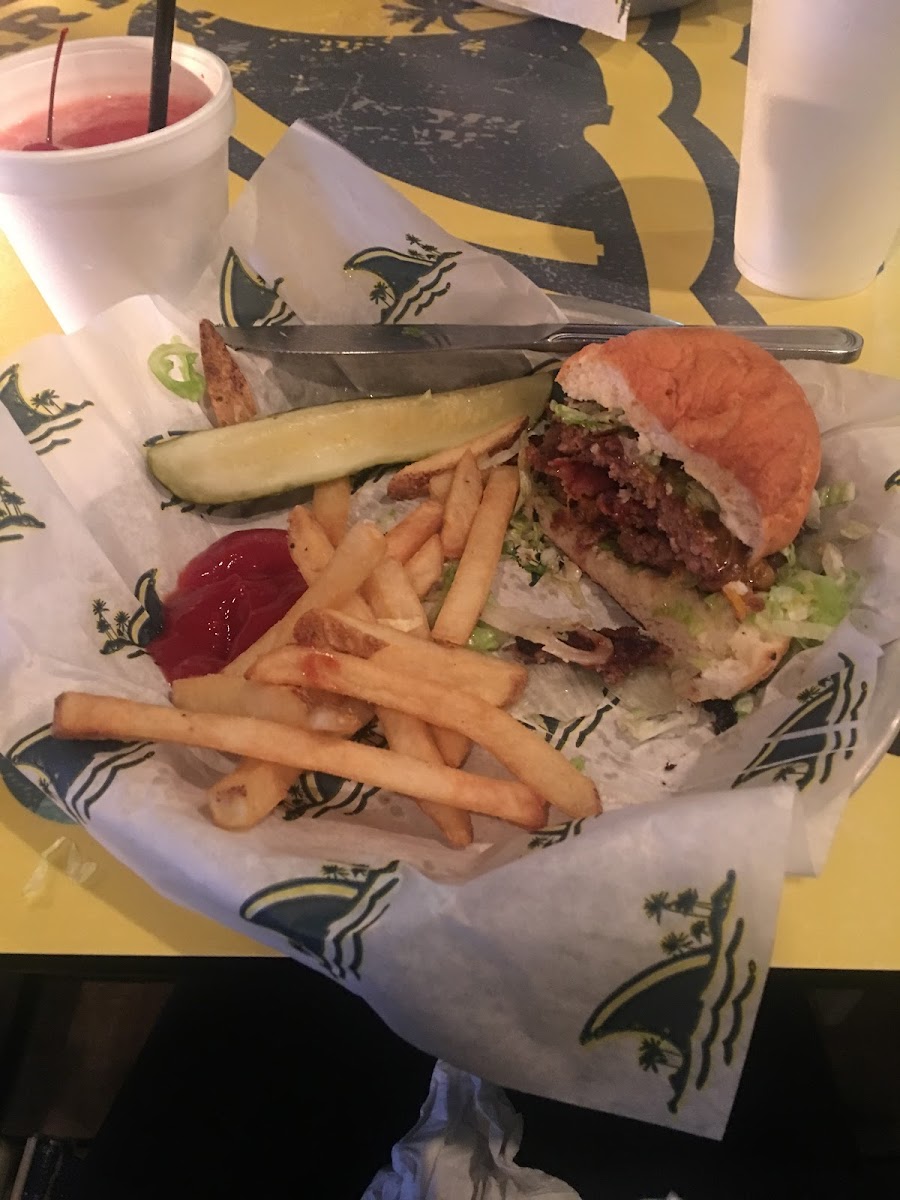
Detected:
left=286, top=507, right=377, bottom=624
left=362, top=552, right=468, bottom=840
left=384, top=499, right=444, bottom=563
left=210, top=760, right=300, bottom=830
left=432, top=466, right=519, bottom=647
left=405, top=534, right=444, bottom=599
left=430, top=727, right=471, bottom=769
left=380, top=510, right=474, bottom=766
left=199, top=319, right=258, bottom=426
left=292, top=609, right=527, bottom=708
left=287, top=505, right=335, bottom=577
left=171, top=673, right=371, bottom=736
left=387, top=417, right=526, bottom=500
left=296, top=689, right=372, bottom=732
left=224, top=520, right=386, bottom=677
left=52, top=693, right=545, bottom=829
left=441, top=450, right=484, bottom=560
left=428, top=473, right=454, bottom=502
left=313, top=476, right=352, bottom=546
left=224, top=510, right=372, bottom=807
left=250, top=648, right=600, bottom=819
left=377, top=709, right=473, bottom=847
left=431, top=470, right=490, bottom=502
left=362, top=558, right=429, bottom=638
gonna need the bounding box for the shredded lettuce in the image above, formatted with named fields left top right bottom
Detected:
left=502, top=509, right=564, bottom=584
left=425, top=561, right=458, bottom=624
left=636, top=433, right=662, bottom=467
left=467, top=621, right=509, bottom=654
left=757, top=560, right=857, bottom=642
left=820, top=542, right=846, bottom=584
left=818, top=481, right=856, bottom=508
left=548, top=399, right=626, bottom=432
left=836, top=519, right=871, bottom=541
left=733, top=694, right=756, bottom=718
left=805, top=480, right=856, bottom=529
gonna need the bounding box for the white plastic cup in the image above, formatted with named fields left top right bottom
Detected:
left=0, top=37, right=234, bottom=333
left=734, top=0, right=900, bottom=300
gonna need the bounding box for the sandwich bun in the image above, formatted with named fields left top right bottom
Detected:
left=556, top=327, right=821, bottom=561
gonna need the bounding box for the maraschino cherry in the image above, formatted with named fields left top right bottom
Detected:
left=22, top=27, right=68, bottom=151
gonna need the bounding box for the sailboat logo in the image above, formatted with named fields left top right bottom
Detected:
left=344, top=233, right=461, bottom=323
left=218, top=247, right=297, bottom=328
left=90, top=570, right=165, bottom=661
left=732, top=653, right=867, bottom=791
left=0, top=364, right=92, bottom=456
left=241, top=861, right=401, bottom=980
left=581, top=871, right=756, bottom=1115
left=0, top=724, right=154, bottom=823
left=0, top=474, right=45, bottom=544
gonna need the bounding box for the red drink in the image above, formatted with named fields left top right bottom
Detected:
left=0, top=87, right=210, bottom=151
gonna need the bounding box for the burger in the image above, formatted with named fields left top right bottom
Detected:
left=525, top=327, right=823, bottom=701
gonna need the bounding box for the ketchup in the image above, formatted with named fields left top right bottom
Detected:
left=147, top=529, right=307, bottom=682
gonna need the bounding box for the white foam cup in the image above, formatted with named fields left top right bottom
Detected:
left=0, top=37, right=234, bottom=332
left=734, top=0, right=900, bottom=300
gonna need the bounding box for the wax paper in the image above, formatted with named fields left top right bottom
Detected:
left=487, top=2, right=629, bottom=40
left=1, top=121, right=898, bottom=1138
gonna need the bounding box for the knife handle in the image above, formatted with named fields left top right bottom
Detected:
left=543, top=324, right=863, bottom=364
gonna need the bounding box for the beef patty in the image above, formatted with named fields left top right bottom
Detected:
left=528, top=424, right=776, bottom=593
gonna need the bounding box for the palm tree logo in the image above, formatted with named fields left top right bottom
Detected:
left=885, top=468, right=900, bottom=492
left=0, top=479, right=24, bottom=517
left=32, top=388, right=61, bottom=416
left=90, top=570, right=165, bottom=660
left=0, top=474, right=45, bottom=543
left=369, top=280, right=391, bottom=310
left=643, top=888, right=714, bottom=950
left=581, top=871, right=758, bottom=1115
left=384, top=2, right=481, bottom=34
left=0, top=364, right=92, bottom=455
left=344, top=232, right=462, bottom=324
left=638, top=1036, right=682, bottom=1075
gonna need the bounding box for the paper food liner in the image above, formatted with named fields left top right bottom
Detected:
left=2, top=122, right=899, bottom=1139
left=486, top=2, right=630, bottom=41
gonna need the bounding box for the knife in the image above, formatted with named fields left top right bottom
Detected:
left=216, top=322, right=863, bottom=363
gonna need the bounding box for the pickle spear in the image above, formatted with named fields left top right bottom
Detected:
left=146, top=375, right=551, bottom=504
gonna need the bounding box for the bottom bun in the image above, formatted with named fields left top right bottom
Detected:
left=534, top=495, right=788, bottom=702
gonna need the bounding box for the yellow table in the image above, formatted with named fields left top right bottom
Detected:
left=1, top=0, right=897, bottom=970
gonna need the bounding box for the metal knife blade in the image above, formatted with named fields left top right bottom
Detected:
left=216, top=322, right=863, bottom=363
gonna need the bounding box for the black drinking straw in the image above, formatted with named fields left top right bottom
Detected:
left=147, top=0, right=177, bottom=133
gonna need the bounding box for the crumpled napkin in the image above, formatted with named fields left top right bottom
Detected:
left=361, top=1061, right=580, bottom=1199
left=361, top=1061, right=687, bottom=1199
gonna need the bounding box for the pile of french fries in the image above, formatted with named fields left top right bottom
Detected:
left=53, top=363, right=601, bottom=848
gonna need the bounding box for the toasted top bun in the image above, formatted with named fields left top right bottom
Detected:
left=556, top=328, right=821, bottom=561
